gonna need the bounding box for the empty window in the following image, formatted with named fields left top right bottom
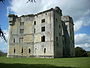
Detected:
left=35, top=48, right=37, bottom=54
left=20, top=29, right=24, bottom=34
left=13, top=38, right=15, bottom=43
left=41, top=36, right=45, bottom=42
left=41, top=19, right=45, bottom=23
left=56, top=43, right=58, bottom=46
left=45, top=13, right=47, bottom=15
left=41, top=26, right=45, bottom=32
left=19, top=37, right=23, bottom=43
left=34, top=21, right=36, bottom=25
left=21, top=48, right=23, bottom=53
left=20, top=22, right=24, bottom=26
left=14, top=48, right=15, bottom=53
left=44, top=48, right=46, bottom=53
left=65, top=25, right=67, bottom=29
left=34, top=28, right=36, bottom=33
left=59, top=25, right=61, bottom=28
left=56, top=18, right=58, bottom=22
left=56, top=37, right=58, bottom=41
left=29, top=49, right=31, bottom=53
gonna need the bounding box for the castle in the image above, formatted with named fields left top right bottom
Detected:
left=7, top=7, right=75, bottom=58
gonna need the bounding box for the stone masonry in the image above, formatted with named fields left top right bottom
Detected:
left=7, top=7, right=75, bottom=58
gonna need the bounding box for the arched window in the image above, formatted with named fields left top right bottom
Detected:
left=29, top=49, right=31, bottom=53
left=34, top=21, right=36, bottom=25
left=13, top=38, right=15, bottom=43
left=41, top=36, right=45, bottom=42
left=14, top=48, right=15, bottom=53
left=35, top=48, right=37, bottom=54
left=34, top=28, right=36, bottom=33
left=56, top=37, right=58, bottom=41
left=21, top=48, right=23, bottom=53
left=44, top=48, right=46, bottom=53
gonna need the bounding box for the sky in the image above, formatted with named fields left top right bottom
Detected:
left=0, top=0, right=90, bottom=53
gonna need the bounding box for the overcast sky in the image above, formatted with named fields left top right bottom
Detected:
left=0, top=0, right=90, bottom=52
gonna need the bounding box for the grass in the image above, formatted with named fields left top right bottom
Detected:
left=0, top=56, right=90, bottom=68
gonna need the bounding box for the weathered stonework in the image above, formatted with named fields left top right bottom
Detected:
left=7, top=7, right=75, bottom=58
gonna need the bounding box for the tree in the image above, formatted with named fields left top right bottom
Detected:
left=0, top=0, right=7, bottom=42
left=87, top=51, right=90, bottom=57
left=0, top=0, right=5, bottom=3
left=75, top=47, right=88, bottom=57
left=27, top=0, right=36, bottom=3
left=0, top=50, right=7, bottom=56
left=0, top=0, right=36, bottom=3
left=0, top=27, right=7, bottom=42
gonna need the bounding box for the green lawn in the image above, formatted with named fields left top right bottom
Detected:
left=0, top=57, right=90, bottom=68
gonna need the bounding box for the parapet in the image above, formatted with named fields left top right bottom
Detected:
left=8, top=6, right=63, bottom=18
left=8, top=14, right=18, bottom=17
left=8, top=14, right=18, bottom=26
left=61, top=16, right=74, bottom=25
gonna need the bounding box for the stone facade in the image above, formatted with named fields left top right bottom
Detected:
left=7, top=7, right=75, bottom=58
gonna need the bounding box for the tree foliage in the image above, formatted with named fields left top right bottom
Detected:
left=0, top=27, right=7, bottom=42
left=27, top=0, right=36, bottom=3
left=0, top=0, right=5, bottom=3
left=75, top=47, right=88, bottom=57
left=0, top=0, right=36, bottom=3
left=87, top=51, right=90, bottom=57
left=0, top=50, right=7, bottom=56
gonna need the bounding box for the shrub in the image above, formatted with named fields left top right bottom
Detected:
left=75, top=47, right=88, bottom=57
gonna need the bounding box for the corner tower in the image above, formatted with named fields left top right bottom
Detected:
left=61, top=16, right=75, bottom=57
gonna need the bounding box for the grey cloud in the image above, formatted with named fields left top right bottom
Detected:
left=75, top=33, right=90, bottom=51
left=9, top=0, right=90, bottom=51
left=9, top=0, right=90, bottom=21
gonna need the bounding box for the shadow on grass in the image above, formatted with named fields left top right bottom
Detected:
left=0, top=63, right=77, bottom=68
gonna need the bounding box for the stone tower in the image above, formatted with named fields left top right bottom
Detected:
left=7, top=7, right=75, bottom=58
left=61, top=16, right=75, bottom=57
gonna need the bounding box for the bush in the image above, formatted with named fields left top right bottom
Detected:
left=0, top=50, right=7, bottom=56
left=87, top=51, right=90, bottom=57
left=75, top=47, right=88, bottom=57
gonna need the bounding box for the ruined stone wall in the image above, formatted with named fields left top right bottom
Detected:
left=8, top=11, right=55, bottom=58
left=61, top=16, right=75, bottom=57
left=33, top=11, right=54, bottom=57
left=8, top=15, right=35, bottom=57
left=53, top=7, right=63, bottom=58
left=8, top=7, right=75, bottom=58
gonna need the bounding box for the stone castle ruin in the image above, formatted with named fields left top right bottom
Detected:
left=7, top=7, right=75, bottom=58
